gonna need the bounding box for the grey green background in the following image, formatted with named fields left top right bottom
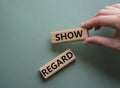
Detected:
left=0, top=0, right=120, bottom=88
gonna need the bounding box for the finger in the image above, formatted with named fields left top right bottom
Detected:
left=112, top=4, right=120, bottom=8
left=81, top=15, right=118, bottom=29
left=93, top=9, right=120, bottom=18
left=83, top=35, right=115, bottom=49
left=104, top=6, right=119, bottom=10
left=92, top=6, right=119, bottom=18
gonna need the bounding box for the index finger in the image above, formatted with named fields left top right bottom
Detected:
left=81, top=15, right=118, bottom=30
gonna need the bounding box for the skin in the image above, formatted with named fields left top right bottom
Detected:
left=81, top=4, right=120, bottom=51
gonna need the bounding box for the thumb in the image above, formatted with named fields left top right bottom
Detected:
left=83, top=36, right=114, bottom=49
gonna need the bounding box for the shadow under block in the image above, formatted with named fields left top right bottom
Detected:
left=39, top=49, right=76, bottom=79
left=51, top=27, right=89, bottom=44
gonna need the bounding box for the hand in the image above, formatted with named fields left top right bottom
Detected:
left=81, top=4, right=120, bottom=51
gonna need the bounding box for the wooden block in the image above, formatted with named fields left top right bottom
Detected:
left=51, top=27, right=89, bottom=44
left=39, top=49, right=76, bottom=79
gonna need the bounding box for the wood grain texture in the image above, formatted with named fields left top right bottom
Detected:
left=51, top=27, right=88, bottom=44
left=39, top=49, right=76, bottom=79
